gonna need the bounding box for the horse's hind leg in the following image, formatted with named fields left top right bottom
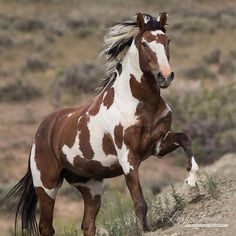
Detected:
left=75, top=179, right=103, bottom=236
left=30, top=143, right=62, bottom=236
left=35, top=187, right=57, bottom=236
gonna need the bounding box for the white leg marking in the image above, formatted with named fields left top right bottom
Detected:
left=74, top=179, right=104, bottom=199
left=186, top=156, right=199, bottom=187
left=30, top=143, right=58, bottom=199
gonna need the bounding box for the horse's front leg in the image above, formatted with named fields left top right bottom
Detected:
left=155, top=131, right=199, bottom=187
left=122, top=153, right=149, bottom=233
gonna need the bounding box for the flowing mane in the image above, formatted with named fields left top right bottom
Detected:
left=102, top=20, right=138, bottom=74
left=98, top=18, right=139, bottom=90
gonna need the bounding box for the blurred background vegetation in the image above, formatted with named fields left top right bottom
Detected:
left=0, top=0, right=235, bottom=235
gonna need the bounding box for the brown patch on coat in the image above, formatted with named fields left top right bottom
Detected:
left=102, top=133, right=117, bottom=156
left=78, top=115, right=94, bottom=159
left=88, top=94, right=104, bottom=116
left=144, top=32, right=156, bottom=43
left=103, top=87, right=114, bottom=109
left=73, top=157, right=123, bottom=178
left=114, top=123, right=124, bottom=149
left=89, top=80, right=115, bottom=115
left=125, top=73, right=172, bottom=156
left=136, top=33, right=159, bottom=73
left=34, top=111, right=69, bottom=189
left=143, top=31, right=169, bottom=45
left=130, top=74, right=158, bottom=101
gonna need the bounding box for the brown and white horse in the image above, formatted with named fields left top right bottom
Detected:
left=3, top=12, right=199, bottom=236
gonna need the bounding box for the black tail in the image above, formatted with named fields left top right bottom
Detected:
left=1, top=159, right=39, bottom=236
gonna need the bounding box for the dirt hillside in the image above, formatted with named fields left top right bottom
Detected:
left=145, top=153, right=236, bottom=236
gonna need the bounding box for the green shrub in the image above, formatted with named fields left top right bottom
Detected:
left=52, top=62, right=104, bottom=103
left=203, top=49, right=221, bottom=64
left=0, top=80, right=42, bottom=102
left=0, top=34, right=13, bottom=48
left=202, top=174, right=218, bottom=199
left=219, top=59, right=235, bottom=75
left=24, top=56, right=49, bottom=72
left=219, top=13, right=236, bottom=28
left=182, top=65, right=216, bottom=79
left=170, top=16, right=215, bottom=33
left=97, top=191, right=140, bottom=236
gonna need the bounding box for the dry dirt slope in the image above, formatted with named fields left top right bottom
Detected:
left=145, top=153, right=236, bottom=236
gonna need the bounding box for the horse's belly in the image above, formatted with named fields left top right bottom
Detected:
left=69, top=154, right=122, bottom=179
left=93, top=153, right=119, bottom=167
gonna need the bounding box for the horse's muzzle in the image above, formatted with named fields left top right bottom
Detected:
left=156, top=72, right=174, bottom=88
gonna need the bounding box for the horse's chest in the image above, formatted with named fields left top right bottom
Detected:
left=124, top=123, right=153, bottom=155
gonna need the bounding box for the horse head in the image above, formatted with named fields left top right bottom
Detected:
left=135, top=12, right=174, bottom=88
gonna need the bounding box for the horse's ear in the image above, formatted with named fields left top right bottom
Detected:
left=159, top=12, right=168, bottom=28
left=136, top=12, right=145, bottom=31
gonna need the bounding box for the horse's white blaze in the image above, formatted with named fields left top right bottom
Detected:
left=30, top=143, right=58, bottom=199
left=186, top=156, right=199, bottom=187
left=73, top=179, right=104, bottom=199
left=144, top=37, right=171, bottom=78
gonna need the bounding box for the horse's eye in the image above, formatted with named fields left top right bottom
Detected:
left=141, top=42, right=148, bottom=48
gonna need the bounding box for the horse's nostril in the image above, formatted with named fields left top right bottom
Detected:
left=157, top=72, right=164, bottom=80
left=168, top=72, right=174, bottom=81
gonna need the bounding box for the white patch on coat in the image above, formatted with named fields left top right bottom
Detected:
left=143, top=15, right=150, bottom=24
left=154, top=106, right=171, bottom=124
left=155, top=139, right=162, bottom=155
left=68, top=112, right=75, bottom=117
left=165, top=102, right=172, bottom=112
left=62, top=132, right=84, bottom=164
left=87, top=41, right=140, bottom=172
left=117, top=147, right=134, bottom=175
left=30, top=143, right=58, bottom=199
left=186, top=156, right=199, bottom=187
left=61, top=41, right=141, bottom=174
left=74, top=179, right=104, bottom=199
left=163, top=130, right=171, bottom=141
left=151, top=30, right=165, bottom=36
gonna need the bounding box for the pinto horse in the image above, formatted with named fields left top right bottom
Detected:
left=3, top=12, right=199, bottom=236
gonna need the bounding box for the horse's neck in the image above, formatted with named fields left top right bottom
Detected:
left=113, top=43, right=161, bottom=110
left=114, top=44, right=142, bottom=88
